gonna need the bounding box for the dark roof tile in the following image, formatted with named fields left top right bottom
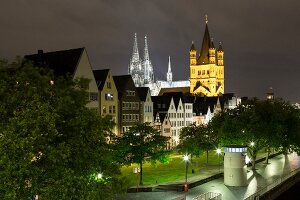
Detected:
left=24, top=48, right=84, bottom=77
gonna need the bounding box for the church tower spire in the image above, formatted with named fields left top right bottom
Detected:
left=142, top=35, right=154, bottom=84
left=198, top=15, right=212, bottom=65
left=143, top=35, right=150, bottom=61
left=167, top=56, right=173, bottom=84
left=129, top=33, right=143, bottom=86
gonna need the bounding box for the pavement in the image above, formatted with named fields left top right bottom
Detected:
left=115, top=152, right=300, bottom=200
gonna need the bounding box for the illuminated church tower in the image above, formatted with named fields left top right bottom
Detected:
left=189, top=15, right=224, bottom=96
left=128, top=33, right=154, bottom=86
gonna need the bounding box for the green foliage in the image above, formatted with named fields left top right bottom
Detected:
left=114, top=122, right=170, bottom=185
left=210, top=98, right=300, bottom=167
left=0, top=59, right=127, bottom=199
left=177, top=123, right=218, bottom=159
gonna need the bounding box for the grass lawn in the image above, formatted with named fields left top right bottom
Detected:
left=120, top=151, right=222, bottom=186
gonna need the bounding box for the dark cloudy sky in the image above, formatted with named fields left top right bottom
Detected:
left=1, top=0, right=300, bottom=102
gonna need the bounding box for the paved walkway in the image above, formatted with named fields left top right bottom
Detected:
left=115, top=152, right=300, bottom=200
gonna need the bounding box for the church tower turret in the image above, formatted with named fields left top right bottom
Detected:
left=209, top=38, right=216, bottom=64
left=189, top=41, right=197, bottom=65
left=167, top=56, right=173, bottom=84
left=217, top=42, right=224, bottom=66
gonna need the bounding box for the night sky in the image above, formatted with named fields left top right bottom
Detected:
left=1, top=0, right=300, bottom=102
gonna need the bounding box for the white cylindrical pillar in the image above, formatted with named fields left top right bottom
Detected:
left=224, top=145, right=248, bottom=186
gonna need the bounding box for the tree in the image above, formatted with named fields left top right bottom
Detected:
left=114, top=122, right=169, bottom=185
left=211, top=98, right=300, bottom=170
left=0, top=59, right=127, bottom=199
left=177, top=124, right=203, bottom=159
left=178, top=123, right=218, bottom=165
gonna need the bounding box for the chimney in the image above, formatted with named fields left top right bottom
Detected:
left=37, top=50, right=44, bottom=64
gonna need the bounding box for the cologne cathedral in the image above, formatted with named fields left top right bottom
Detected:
left=128, top=33, right=189, bottom=96
left=128, top=33, right=154, bottom=87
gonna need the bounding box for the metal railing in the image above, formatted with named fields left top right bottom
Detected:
left=244, top=167, right=300, bottom=200
left=193, top=192, right=222, bottom=200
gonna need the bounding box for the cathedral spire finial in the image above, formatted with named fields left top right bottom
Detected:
left=167, top=56, right=173, bottom=83
left=132, top=32, right=140, bottom=61
left=205, top=14, right=208, bottom=24
left=143, top=35, right=149, bottom=61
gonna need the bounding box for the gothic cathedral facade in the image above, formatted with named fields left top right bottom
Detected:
left=189, top=17, right=224, bottom=96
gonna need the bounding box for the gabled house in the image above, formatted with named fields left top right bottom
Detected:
left=24, top=48, right=99, bottom=110
left=113, top=75, right=141, bottom=134
left=93, top=69, right=119, bottom=135
left=154, top=112, right=172, bottom=149
left=137, top=87, right=153, bottom=124
left=152, top=92, right=193, bottom=147
left=192, top=93, right=242, bottom=125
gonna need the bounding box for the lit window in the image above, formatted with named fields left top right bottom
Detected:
left=105, top=93, right=114, bottom=101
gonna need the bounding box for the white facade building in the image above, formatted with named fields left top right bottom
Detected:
left=152, top=93, right=193, bottom=147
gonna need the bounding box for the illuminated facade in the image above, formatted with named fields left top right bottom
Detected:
left=190, top=16, right=224, bottom=96
left=128, top=33, right=154, bottom=87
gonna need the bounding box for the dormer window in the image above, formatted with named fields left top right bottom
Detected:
left=126, top=90, right=135, bottom=96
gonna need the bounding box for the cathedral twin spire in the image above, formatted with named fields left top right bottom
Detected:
left=129, top=33, right=154, bottom=86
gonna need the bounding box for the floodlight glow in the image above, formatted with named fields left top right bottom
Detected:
left=216, top=148, right=221, bottom=154
left=245, top=155, right=251, bottom=164
left=250, top=142, right=255, bottom=147
left=97, top=173, right=103, bottom=179
left=183, top=155, right=189, bottom=161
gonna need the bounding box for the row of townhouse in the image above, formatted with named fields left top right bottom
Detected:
left=152, top=93, right=193, bottom=147
left=24, top=47, right=241, bottom=144
left=24, top=48, right=153, bottom=136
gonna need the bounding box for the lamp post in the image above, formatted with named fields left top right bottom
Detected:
left=216, top=148, right=221, bottom=172
left=183, top=155, right=189, bottom=197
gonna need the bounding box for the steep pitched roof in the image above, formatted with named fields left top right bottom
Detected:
left=158, top=87, right=190, bottom=96
left=24, top=48, right=84, bottom=77
left=218, top=42, right=223, bottom=52
left=159, top=113, right=168, bottom=123
left=113, top=75, right=137, bottom=100
left=151, top=95, right=172, bottom=112
left=193, top=93, right=236, bottom=115
left=137, top=87, right=149, bottom=101
left=190, top=41, right=196, bottom=51
left=162, top=92, right=184, bottom=110
left=198, top=23, right=211, bottom=65
left=93, top=69, right=109, bottom=90
left=113, top=75, right=132, bottom=92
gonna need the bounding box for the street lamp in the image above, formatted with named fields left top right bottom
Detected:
left=216, top=148, right=222, bottom=172
left=183, top=155, right=189, bottom=195
left=250, top=141, right=255, bottom=147
left=97, top=173, right=103, bottom=180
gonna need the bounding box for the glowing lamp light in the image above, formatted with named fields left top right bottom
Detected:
left=183, top=155, right=189, bottom=161
left=97, top=173, right=103, bottom=179
left=216, top=148, right=222, bottom=154
left=245, top=155, right=251, bottom=164
left=250, top=142, right=255, bottom=147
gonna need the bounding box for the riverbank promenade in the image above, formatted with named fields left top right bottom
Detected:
left=116, top=152, right=300, bottom=200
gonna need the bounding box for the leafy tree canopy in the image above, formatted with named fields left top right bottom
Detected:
left=0, top=59, right=127, bottom=200
left=114, top=122, right=170, bottom=185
